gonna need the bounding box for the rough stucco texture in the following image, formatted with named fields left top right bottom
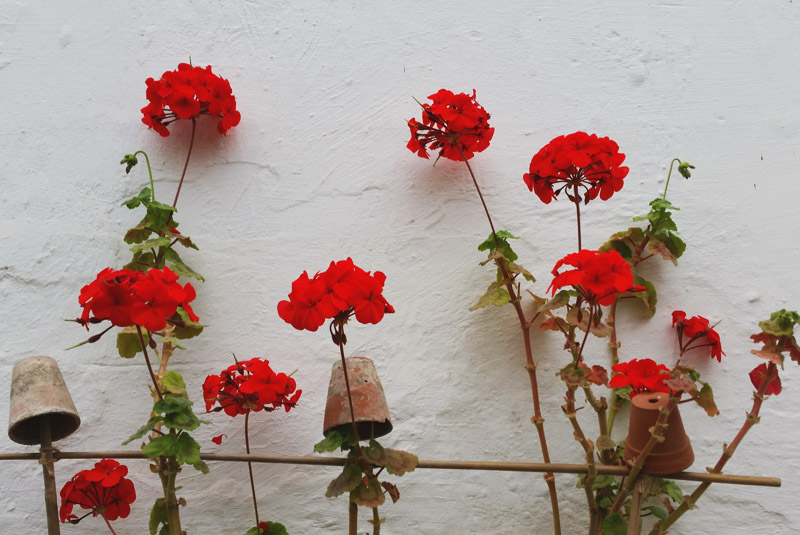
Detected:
left=1, top=1, right=799, bottom=533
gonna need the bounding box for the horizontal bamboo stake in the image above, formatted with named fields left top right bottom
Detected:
left=0, top=450, right=780, bottom=488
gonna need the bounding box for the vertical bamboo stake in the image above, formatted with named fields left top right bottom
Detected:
left=39, top=418, right=60, bottom=535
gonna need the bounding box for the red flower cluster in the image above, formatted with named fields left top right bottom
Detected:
left=749, top=363, right=782, bottom=396
left=523, top=132, right=629, bottom=204
left=548, top=249, right=642, bottom=306
left=203, top=358, right=302, bottom=417
left=78, top=267, right=198, bottom=332
left=277, top=258, right=394, bottom=332
left=672, top=311, right=725, bottom=362
left=59, top=459, right=136, bottom=524
left=141, top=63, right=240, bottom=136
left=609, top=358, right=671, bottom=398
left=407, top=89, right=494, bottom=161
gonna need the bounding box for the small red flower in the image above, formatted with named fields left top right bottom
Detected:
left=59, top=459, right=136, bottom=524
left=523, top=132, right=629, bottom=205
left=749, top=363, right=781, bottom=396
left=548, top=249, right=643, bottom=306
left=406, top=89, right=494, bottom=161
left=141, top=63, right=240, bottom=137
left=203, top=358, right=301, bottom=417
left=609, top=358, right=671, bottom=398
left=278, top=259, right=394, bottom=332
left=672, top=310, right=725, bottom=362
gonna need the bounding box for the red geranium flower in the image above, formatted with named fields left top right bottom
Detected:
left=76, top=266, right=198, bottom=333
left=278, top=258, right=394, bottom=332
left=141, top=63, right=240, bottom=136
left=609, top=358, right=671, bottom=398
left=59, top=459, right=136, bottom=524
left=523, top=132, right=629, bottom=204
left=672, top=310, right=725, bottom=362
left=749, top=363, right=782, bottom=396
left=407, top=89, right=494, bottom=161
left=203, top=357, right=301, bottom=417
left=548, top=249, right=643, bottom=306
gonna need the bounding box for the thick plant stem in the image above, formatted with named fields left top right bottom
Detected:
left=172, top=117, right=197, bottom=208
left=606, top=301, right=624, bottom=433
left=349, top=501, right=358, bottom=535
left=372, top=507, right=381, bottom=535
left=245, top=410, right=260, bottom=529
left=459, top=151, right=561, bottom=534
left=335, top=322, right=362, bottom=455
left=627, top=476, right=654, bottom=535
left=158, top=454, right=182, bottom=535
left=649, top=363, right=777, bottom=534
left=609, top=397, right=678, bottom=514
left=563, top=387, right=600, bottom=534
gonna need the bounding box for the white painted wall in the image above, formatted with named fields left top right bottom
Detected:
left=1, top=1, right=799, bottom=533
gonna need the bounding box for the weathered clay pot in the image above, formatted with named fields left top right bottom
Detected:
left=324, top=356, right=392, bottom=440
left=624, top=391, right=694, bottom=475
left=8, top=356, right=81, bottom=445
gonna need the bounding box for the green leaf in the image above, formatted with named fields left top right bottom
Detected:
left=646, top=236, right=679, bottom=266
left=477, top=230, right=519, bottom=262
left=566, top=307, right=611, bottom=337
left=350, top=477, right=385, bottom=508
left=470, top=281, right=510, bottom=311
left=655, top=478, right=684, bottom=503
left=248, top=522, right=288, bottom=535
left=326, top=463, right=363, bottom=498
left=542, top=290, right=570, bottom=311
left=154, top=395, right=194, bottom=414
left=315, top=429, right=355, bottom=453
left=649, top=198, right=680, bottom=212
left=149, top=499, right=167, bottom=535
left=505, top=260, right=535, bottom=282
left=142, top=434, right=180, bottom=458
left=384, top=448, right=418, bottom=476
left=124, top=251, right=156, bottom=272
left=172, top=307, right=205, bottom=340
left=162, top=371, right=187, bottom=396
left=130, top=236, right=172, bottom=254
left=759, top=309, right=800, bottom=336
left=122, top=187, right=151, bottom=209
left=643, top=505, right=668, bottom=520
left=655, top=230, right=686, bottom=260
left=164, top=409, right=201, bottom=431
left=162, top=247, right=205, bottom=282
left=117, top=327, right=147, bottom=358
left=124, top=220, right=153, bottom=244
left=602, top=513, right=627, bottom=535
left=144, top=201, right=177, bottom=232
left=630, top=275, right=658, bottom=318
left=591, top=474, right=616, bottom=490
left=599, top=239, right=633, bottom=260
left=697, top=382, right=720, bottom=417
left=176, top=432, right=201, bottom=466
left=165, top=229, right=199, bottom=250
left=123, top=416, right=163, bottom=445
left=362, top=440, right=388, bottom=466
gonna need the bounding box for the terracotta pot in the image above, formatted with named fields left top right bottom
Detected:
left=323, top=356, right=392, bottom=440
left=624, top=392, right=694, bottom=475
left=8, top=356, right=81, bottom=445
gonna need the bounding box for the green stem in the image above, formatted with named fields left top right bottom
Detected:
left=372, top=506, right=381, bottom=535
left=164, top=454, right=182, bottom=535
left=245, top=410, right=260, bottom=529
left=662, top=158, right=681, bottom=200
left=133, top=150, right=156, bottom=201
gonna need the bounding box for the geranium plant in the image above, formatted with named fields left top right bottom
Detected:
left=67, top=62, right=239, bottom=535
left=407, top=89, right=798, bottom=534
left=278, top=259, right=418, bottom=534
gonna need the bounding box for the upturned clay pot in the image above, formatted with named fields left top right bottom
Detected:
left=8, top=356, right=81, bottom=445
left=323, top=356, right=392, bottom=440
left=624, top=391, right=694, bottom=475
